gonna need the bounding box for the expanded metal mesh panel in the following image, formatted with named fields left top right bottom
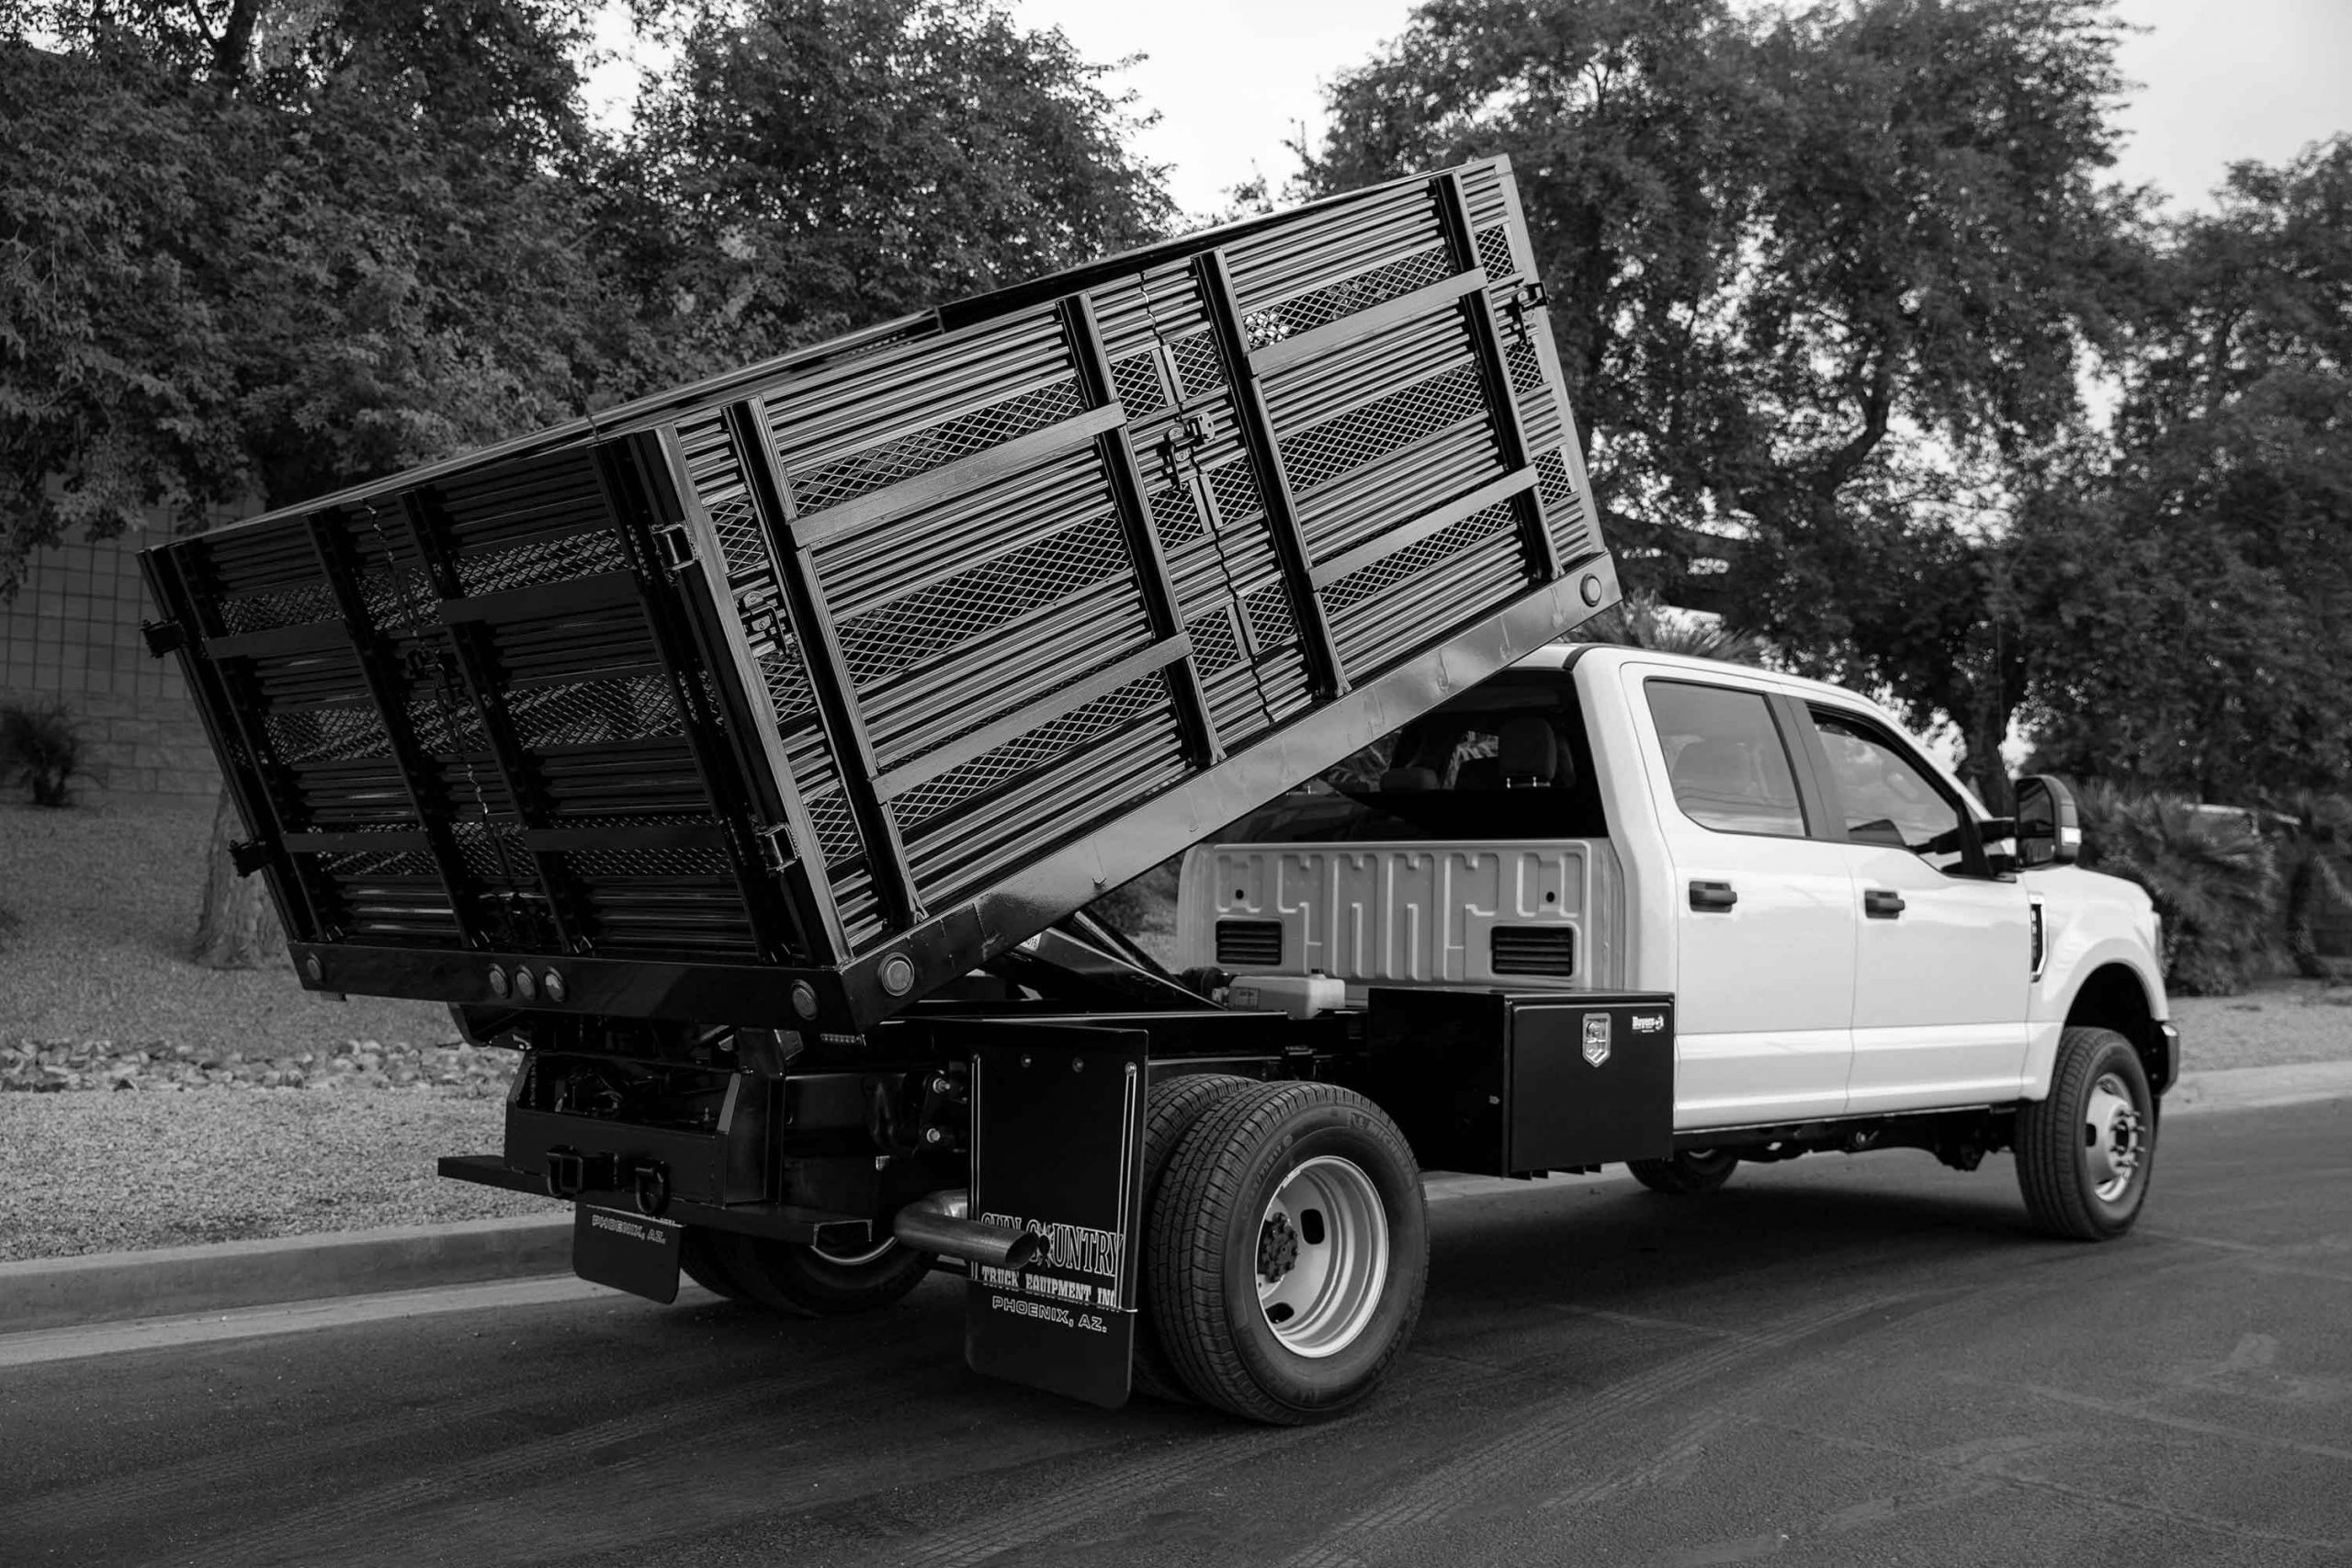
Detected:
left=754, top=639, right=819, bottom=726
left=788, top=379, right=1084, bottom=515
left=890, top=672, right=1169, bottom=830
left=1507, top=339, right=1545, bottom=396
left=506, top=675, right=682, bottom=751
left=1476, top=226, right=1518, bottom=281
left=455, top=530, right=628, bottom=597
left=264, top=704, right=391, bottom=767
left=1244, top=246, right=1452, bottom=350
left=1321, top=503, right=1520, bottom=618
left=834, top=513, right=1129, bottom=688
left=565, top=844, right=732, bottom=880
left=1326, top=502, right=1527, bottom=676
left=1242, top=581, right=1299, bottom=651
left=1278, top=362, right=1488, bottom=493
left=1169, top=332, right=1226, bottom=400
left=1109, top=352, right=1166, bottom=415
left=802, top=789, right=864, bottom=873
left=1203, top=459, right=1263, bottom=527
left=217, top=580, right=337, bottom=635
left=1534, top=448, right=1593, bottom=559
left=1147, top=483, right=1206, bottom=548
left=1185, top=605, right=1245, bottom=676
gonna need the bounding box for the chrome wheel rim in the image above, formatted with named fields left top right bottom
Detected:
left=2083, top=1072, right=2144, bottom=1202
left=1255, top=1156, right=1388, bottom=1358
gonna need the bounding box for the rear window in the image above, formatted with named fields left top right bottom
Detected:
left=1221, top=671, right=1608, bottom=843
left=1645, top=679, right=1807, bottom=838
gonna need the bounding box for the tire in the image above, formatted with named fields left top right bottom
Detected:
left=706, top=1230, right=933, bottom=1316
left=679, top=1225, right=752, bottom=1302
left=1148, top=1081, right=1429, bottom=1424
left=1627, top=1149, right=1739, bottom=1195
left=1131, top=1073, right=1257, bottom=1404
left=2016, top=1025, right=2156, bottom=1240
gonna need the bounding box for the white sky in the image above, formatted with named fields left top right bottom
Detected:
left=589, top=4, right=2347, bottom=220
left=1006, top=0, right=2352, bottom=220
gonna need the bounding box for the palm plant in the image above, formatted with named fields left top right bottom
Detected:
left=1577, top=590, right=1770, bottom=666
left=2074, top=781, right=2281, bottom=994
left=2267, top=790, right=2352, bottom=979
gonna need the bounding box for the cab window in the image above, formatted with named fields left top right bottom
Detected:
left=1809, top=709, right=1969, bottom=873
left=1222, top=671, right=1606, bottom=843
left=1644, top=680, right=1807, bottom=838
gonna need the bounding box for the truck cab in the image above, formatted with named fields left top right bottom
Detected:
left=1182, top=643, right=2177, bottom=1134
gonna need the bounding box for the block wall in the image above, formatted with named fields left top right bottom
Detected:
left=0, top=526, right=221, bottom=802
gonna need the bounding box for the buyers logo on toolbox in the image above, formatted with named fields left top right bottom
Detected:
left=1632, top=1013, right=1665, bottom=1034
left=1581, top=1012, right=1612, bottom=1066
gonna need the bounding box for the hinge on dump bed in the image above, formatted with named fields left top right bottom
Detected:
left=227, top=840, right=270, bottom=877
left=140, top=619, right=185, bottom=658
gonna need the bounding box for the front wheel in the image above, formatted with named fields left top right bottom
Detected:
left=1148, top=1082, right=1429, bottom=1424
left=2016, top=1025, right=2156, bottom=1240
left=704, top=1230, right=933, bottom=1315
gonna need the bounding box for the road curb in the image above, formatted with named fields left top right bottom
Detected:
left=2165, top=1059, right=2352, bottom=1118
left=3, top=1061, right=2346, bottom=1338
left=0, top=1213, right=571, bottom=1336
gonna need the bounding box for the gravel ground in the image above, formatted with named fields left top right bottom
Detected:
left=0, top=1086, right=546, bottom=1262
left=2167, top=976, right=2352, bottom=1070
left=0, top=798, right=453, bottom=1058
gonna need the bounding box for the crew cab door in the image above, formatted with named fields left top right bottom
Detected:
left=1629, top=671, right=1856, bottom=1129
left=1797, top=704, right=2031, bottom=1111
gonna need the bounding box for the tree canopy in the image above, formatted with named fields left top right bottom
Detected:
left=0, top=0, right=1173, bottom=594
left=1301, top=0, right=2143, bottom=803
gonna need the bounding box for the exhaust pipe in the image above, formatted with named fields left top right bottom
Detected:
left=894, top=1189, right=1042, bottom=1270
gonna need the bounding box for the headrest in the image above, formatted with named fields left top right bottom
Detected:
left=1379, top=766, right=1439, bottom=792
left=1498, top=716, right=1559, bottom=786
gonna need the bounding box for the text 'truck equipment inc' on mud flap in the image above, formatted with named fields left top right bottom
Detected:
left=964, top=1024, right=1149, bottom=1408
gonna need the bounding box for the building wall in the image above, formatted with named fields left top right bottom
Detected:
left=0, top=526, right=221, bottom=802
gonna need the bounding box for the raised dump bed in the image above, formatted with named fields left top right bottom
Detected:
left=141, top=156, right=1619, bottom=1035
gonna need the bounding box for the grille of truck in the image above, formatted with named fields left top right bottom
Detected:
left=142, top=156, right=1614, bottom=1032
left=1490, top=925, right=1577, bottom=978
left=1215, top=919, right=1284, bottom=969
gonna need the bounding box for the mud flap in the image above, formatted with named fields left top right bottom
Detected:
left=963, top=1022, right=1148, bottom=1408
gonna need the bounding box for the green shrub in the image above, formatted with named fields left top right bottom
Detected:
left=0, top=699, right=98, bottom=807
left=2074, top=781, right=2280, bottom=995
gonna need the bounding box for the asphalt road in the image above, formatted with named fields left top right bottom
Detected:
left=6, top=1099, right=2349, bottom=1568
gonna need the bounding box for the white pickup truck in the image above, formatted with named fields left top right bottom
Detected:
left=1180, top=643, right=2179, bottom=1242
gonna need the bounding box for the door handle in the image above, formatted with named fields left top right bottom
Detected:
left=1863, top=888, right=1905, bottom=919
left=1689, top=880, right=1738, bottom=912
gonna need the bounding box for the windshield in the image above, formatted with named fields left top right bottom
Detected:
left=1221, top=670, right=1608, bottom=843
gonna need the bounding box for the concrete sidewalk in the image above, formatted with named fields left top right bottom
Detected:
left=5, top=1059, right=2347, bottom=1339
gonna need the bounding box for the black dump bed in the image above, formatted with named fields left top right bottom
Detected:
left=141, top=158, right=1618, bottom=1034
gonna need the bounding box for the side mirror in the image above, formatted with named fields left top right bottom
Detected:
left=2012, top=774, right=2081, bottom=868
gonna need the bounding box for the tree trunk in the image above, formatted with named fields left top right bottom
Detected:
left=191, top=785, right=285, bottom=969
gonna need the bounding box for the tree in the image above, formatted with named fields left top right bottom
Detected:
left=1301, top=0, right=2142, bottom=806
left=2022, top=139, right=2352, bottom=800
left=6, top=0, right=1174, bottom=965
left=1579, top=589, right=1770, bottom=664
left=596, top=0, right=1170, bottom=375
